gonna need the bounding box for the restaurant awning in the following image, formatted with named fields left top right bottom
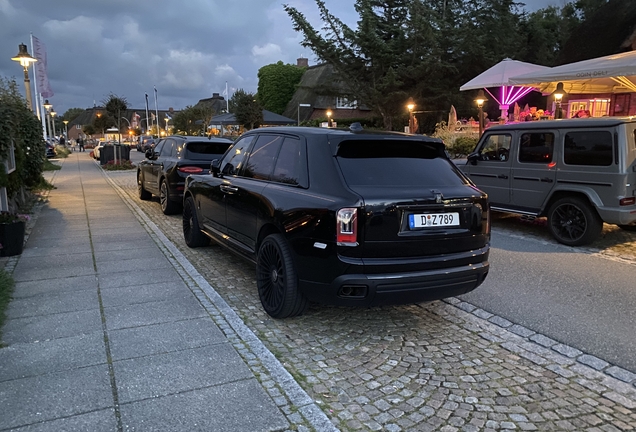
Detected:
left=509, top=50, right=636, bottom=94
left=460, top=59, right=550, bottom=118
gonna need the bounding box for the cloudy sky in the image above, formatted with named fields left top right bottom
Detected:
left=0, top=0, right=559, bottom=116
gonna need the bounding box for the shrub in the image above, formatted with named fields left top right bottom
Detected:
left=102, top=160, right=135, bottom=171
left=431, top=121, right=479, bottom=158
left=450, top=136, right=479, bottom=157
left=54, top=145, right=70, bottom=158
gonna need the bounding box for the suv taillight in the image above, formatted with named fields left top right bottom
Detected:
left=620, top=197, right=636, bottom=206
left=178, top=166, right=204, bottom=174
left=337, top=208, right=358, bottom=246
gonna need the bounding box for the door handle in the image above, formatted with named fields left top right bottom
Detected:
left=497, top=174, right=508, bottom=179
left=220, top=185, right=238, bottom=193
left=540, top=177, right=554, bottom=183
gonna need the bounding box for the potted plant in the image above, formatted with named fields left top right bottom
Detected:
left=0, top=212, right=29, bottom=257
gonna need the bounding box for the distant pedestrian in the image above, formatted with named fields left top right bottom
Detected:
left=59, top=135, right=66, bottom=147
left=78, top=136, right=85, bottom=152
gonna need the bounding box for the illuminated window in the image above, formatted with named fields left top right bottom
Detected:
left=336, top=97, right=357, bottom=109
left=567, top=99, right=610, bottom=118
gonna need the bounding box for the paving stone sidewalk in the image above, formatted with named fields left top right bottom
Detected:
left=0, top=153, right=333, bottom=432
left=106, top=160, right=636, bottom=432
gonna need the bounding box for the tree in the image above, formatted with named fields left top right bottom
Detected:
left=173, top=105, right=216, bottom=135
left=102, top=93, right=128, bottom=118
left=230, top=89, right=263, bottom=130
left=0, top=77, right=46, bottom=209
left=257, top=61, right=306, bottom=114
left=63, top=107, right=84, bottom=122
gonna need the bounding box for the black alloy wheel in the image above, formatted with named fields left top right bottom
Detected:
left=547, top=196, right=602, bottom=246
left=160, top=179, right=179, bottom=215
left=182, top=197, right=209, bottom=248
left=257, top=234, right=308, bottom=319
left=138, top=174, right=151, bottom=200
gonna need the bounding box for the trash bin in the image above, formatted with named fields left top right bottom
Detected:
left=100, top=144, right=131, bottom=165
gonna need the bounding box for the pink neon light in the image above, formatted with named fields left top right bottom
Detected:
left=485, top=86, right=534, bottom=106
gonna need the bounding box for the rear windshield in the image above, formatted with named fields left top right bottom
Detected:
left=185, top=141, right=232, bottom=160
left=336, top=140, right=468, bottom=186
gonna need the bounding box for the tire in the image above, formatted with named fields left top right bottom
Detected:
left=160, top=179, right=180, bottom=215
left=547, top=196, right=603, bottom=246
left=138, top=173, right=151, bottom=201
left=257, top=234, right=308, bottom=319
left=618, top=224, right=636, bottom=232
left=183, top=197, right=209, bottom=248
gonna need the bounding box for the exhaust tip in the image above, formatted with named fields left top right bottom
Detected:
left=338, top=285, right=368, bottom=299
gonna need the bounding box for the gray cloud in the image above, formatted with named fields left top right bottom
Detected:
left=0, top=0, right=557, bottom=115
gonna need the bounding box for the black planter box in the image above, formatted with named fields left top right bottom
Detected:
left=0, top=220, right=25, bottom=257
left=100, top=145, right=131, bottom=165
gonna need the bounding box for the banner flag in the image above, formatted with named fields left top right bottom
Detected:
left=31, top=35, right=54, bottom=98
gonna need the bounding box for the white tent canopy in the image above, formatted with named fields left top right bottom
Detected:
left=460, top=58, right=549, bottom=91
left=509, top=50, right=636, bottom=94
left=460, top=59, right=549, bottom=119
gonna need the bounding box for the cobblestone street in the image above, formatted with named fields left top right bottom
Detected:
left=104, top=166, right=636, bottom=432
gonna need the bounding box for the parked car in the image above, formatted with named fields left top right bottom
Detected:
left=46, top=142, right=56, bottom=158
left=137, top=135, right=233, bottom=214
left=137, top=135, right=155, bottom=152
left=182, top=125, right=491, bottom=318
left=92, top=140, right=108, bottom=160
left=460, top=117, right=636, bottom=246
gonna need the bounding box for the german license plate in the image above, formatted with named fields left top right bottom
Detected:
left=409, top=212, right=460, bottom=229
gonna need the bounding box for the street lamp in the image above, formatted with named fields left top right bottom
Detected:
left=50, top=110, right=57, bottom=138
left=43, top=99, right=53, bottom=140
left=326, top=110, right=333, bottom=128
left=475, top=90, right=487, bottom=136
left=552, top=82, right=567, bottom=119
left=298, top=103, right=311, bottom=126
left=407, top=97, right=415, bottom=133
left=164, top=117, right=170, bottom=132
left=11, top=43, right=37, bottom=112
left=63, top=120, right=69, bottom=139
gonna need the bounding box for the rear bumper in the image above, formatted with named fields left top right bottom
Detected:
left=298, top=259, right=489, bottom=307
left=596, top=206, right=636, bottom=225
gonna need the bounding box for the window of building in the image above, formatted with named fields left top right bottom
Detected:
left=75, top=124, right=82, bottom=129
left=518, top=133, right=555, bottom=163
left=564, top=131, right=613, bottom=166
left=336, top=97, right=357, bottom=109
left=567, top=99, right=610, bottom=118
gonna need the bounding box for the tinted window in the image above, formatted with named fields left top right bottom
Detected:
left=518, top=133, right=555, bottom=163
left=242, top=135, right=283, bottom=180
left=221, top=136, right=254, bottom=176
left=564, top=131, right=613, bottom=166
left=184, top=141, right=232, bottom=160
left=272, top=137, right=303, bottom=186
left=478, top=134, right=511, bottom=161
left=153, top=140, right=165, bottom=155
left=336, top=140, right=467, bottom=186
left=161, top=139, right=176, bottom=157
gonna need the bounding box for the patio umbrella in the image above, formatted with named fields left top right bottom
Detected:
left=460, top=58, right=548, bottom=119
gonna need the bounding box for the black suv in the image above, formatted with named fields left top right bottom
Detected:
left=182, top=126, right=490, bottom=318
left=137, top=135, right=233, bottom=214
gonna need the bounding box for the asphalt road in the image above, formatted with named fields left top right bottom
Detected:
left=460, top=230, right=636, bottom=373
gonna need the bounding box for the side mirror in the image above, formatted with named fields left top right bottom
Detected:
left=467, top=152, right=479, bottom=165
left=210, top=159, right=221, bottom=176
left=145, top=149, right=153, bottom=159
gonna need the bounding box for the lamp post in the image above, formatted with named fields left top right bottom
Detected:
left=11, top=43, right=37, bottom=112
left=43, top=99, right=53, bottom=140
left=298, top=103, right=311, bottom=126
left=407, top=97, right=415, bottom=133
left=50, top=110, right=57, bottom=138
left=326, top=110, right=333, bottom=128
left=164, top=117, right=170, bottom=133
left=475, top=90, right=487, bottom=136
left=63, top=120, right=69, bottom=137
left=552, top=82, right=566, bottom=119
